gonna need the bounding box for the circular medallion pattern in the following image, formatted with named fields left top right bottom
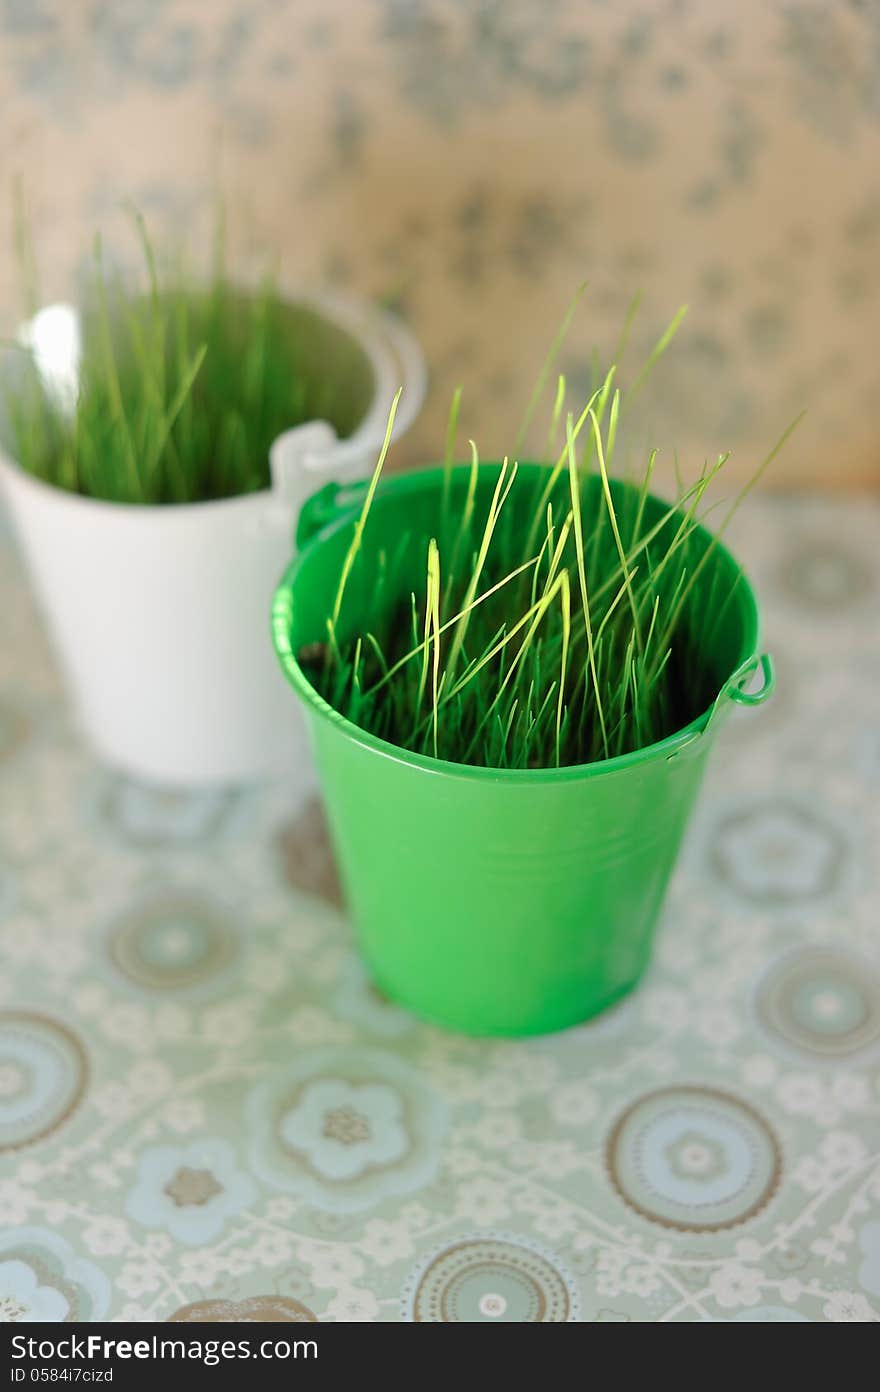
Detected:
left=606, top=1086, right=781, bottom=1231
left=755, top=947, right=880, bottom=1061
left=403, top=1234, right=579, bottom=1322
left=107, top=890, right=238, bottom=992
left=0, top=1012, right=87, bottom=1152
left=169, top=1296, right=316, bottom=1322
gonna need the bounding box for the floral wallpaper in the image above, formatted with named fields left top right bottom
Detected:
left=0, top=0, right=878, bottom=487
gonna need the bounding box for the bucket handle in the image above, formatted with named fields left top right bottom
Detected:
left=296, top=478, right=370, bottom=550
left=665, top=652, right=775, bottom=761
left=714, top=651, right=776, bottom=714
left=262, top=294, right=425, bottom=532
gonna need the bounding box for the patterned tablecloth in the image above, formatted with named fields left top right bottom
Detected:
left=0, top=494, right=878, bottom=1324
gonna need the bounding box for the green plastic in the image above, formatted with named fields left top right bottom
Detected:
left=273, top=464, right=774, bottom=1036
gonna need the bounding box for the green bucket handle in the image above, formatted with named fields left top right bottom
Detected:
left=665, top=651, right=775, bottom=761
left=717, top=651, right=776, bottom=711
left=296, top=479, right=370, bottom=550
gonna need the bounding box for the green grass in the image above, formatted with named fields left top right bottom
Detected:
left=3, top=209, right=373, bottom=504
left=302, top=300, right=801, bottom=770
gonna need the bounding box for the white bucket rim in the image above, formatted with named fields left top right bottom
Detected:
left=0, top=284, right=424, bottom=521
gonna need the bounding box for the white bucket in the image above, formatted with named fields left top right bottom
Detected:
left=0, top=288, right=426, bottom=788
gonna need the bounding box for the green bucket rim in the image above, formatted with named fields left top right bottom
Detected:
left=272, top=462, right=767, bottom=785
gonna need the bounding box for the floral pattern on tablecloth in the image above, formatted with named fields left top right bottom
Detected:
left=0, top=495, right=878, bottom=1322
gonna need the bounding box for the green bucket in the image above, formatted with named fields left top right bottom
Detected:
left=272, top=464, right=774, bottom=1036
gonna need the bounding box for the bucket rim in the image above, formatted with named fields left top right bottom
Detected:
left=272, top=461, right=763, bottom=785
left=0, top=287, right=396, bottom=519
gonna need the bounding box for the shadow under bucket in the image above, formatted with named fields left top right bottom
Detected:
left=272, top=463, right=774, bottom=1036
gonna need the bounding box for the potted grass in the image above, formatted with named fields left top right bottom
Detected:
left=272, top=307, right=799, bottom=1035
left=0, top=212, right=425, bottom=786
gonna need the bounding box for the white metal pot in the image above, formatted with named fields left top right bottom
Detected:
left=0, top=289, right=426, bottom=788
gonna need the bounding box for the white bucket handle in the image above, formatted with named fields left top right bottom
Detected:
left=269, top=293, right=427, bottom=507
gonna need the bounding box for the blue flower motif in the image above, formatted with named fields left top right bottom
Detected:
left=0, top=1228, right=110, bottom=1322
left=248, top=1046, right=447, bottom=1213
left=126, top=1139, right=257, bottom=1246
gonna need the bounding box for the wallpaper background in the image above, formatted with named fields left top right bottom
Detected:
left=0, top=0, right=878, bottom=488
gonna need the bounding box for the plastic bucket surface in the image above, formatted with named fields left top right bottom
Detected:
left=273, top=464, right=773, bottom=1035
